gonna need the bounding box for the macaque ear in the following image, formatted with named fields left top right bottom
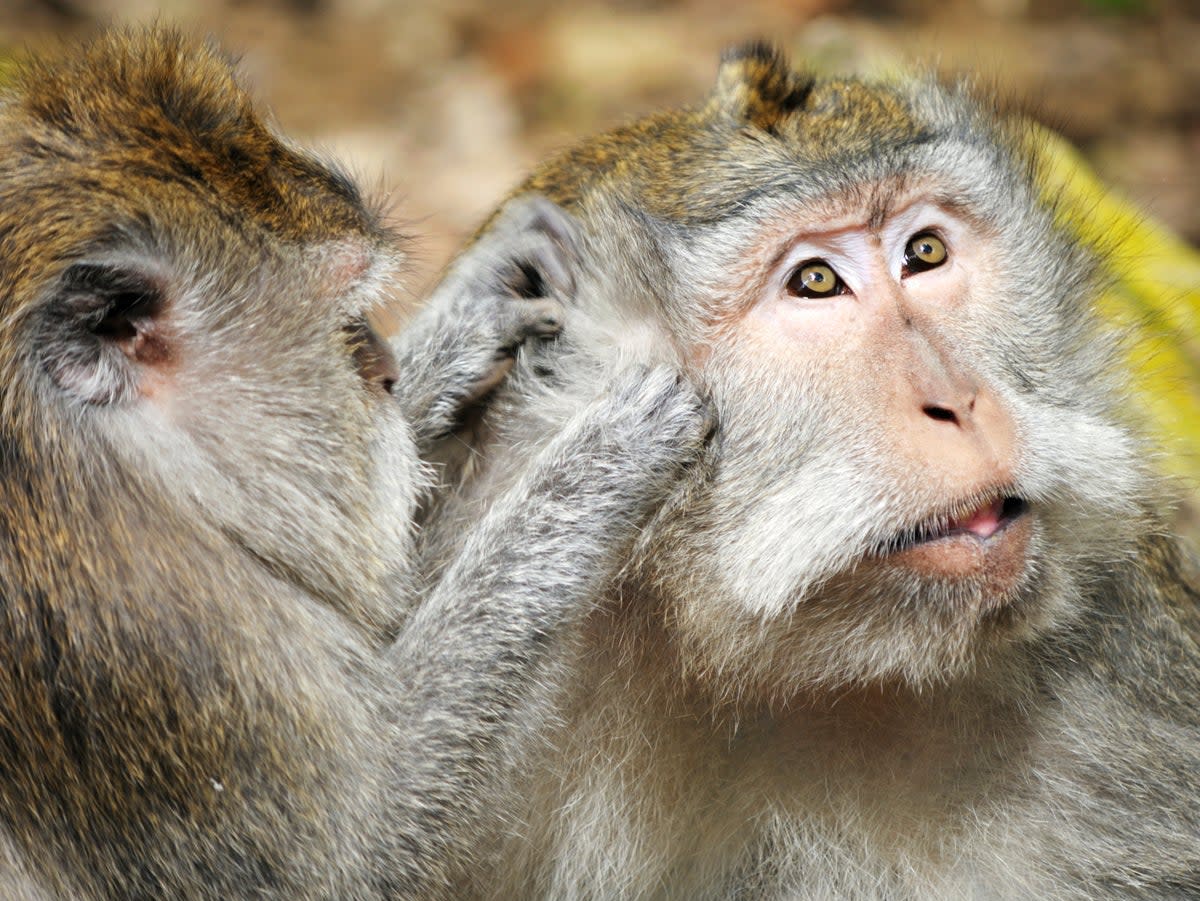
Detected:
left=36, top=261, right=172, bottom=405
left=712, top=42, right=814, bottom=132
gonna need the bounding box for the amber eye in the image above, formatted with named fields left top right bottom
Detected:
left=786, top=261, right=846, bottom=298
left=903, top=232, right=948, bottom=274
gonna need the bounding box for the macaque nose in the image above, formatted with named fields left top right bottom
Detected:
left=922, top=392, right=976, bottom=428
left=907, top=330, right=980, bottom=430
left=898, top=327, right=1017, bottom=483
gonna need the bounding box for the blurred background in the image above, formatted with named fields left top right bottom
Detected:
left=3, top=0, right=1198, bottom=520
left=5, top=1, right=1197, bottom=285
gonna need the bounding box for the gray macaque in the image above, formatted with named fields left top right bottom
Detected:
left=0, top=27, right=709, bottom=900
left=419, top=43, right=1200, bottom=899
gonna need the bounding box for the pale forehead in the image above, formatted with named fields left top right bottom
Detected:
left=692, top=177, right=988, bottom=258
left=762, top=182, right=938, bottom=232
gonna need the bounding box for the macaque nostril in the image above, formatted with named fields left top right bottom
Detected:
left=923, top=404, right=960, bottom=424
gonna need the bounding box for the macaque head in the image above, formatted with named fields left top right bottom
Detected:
left=0, top=29, right=415, bottom=630
left=491, top=44, right=1149, bottom=700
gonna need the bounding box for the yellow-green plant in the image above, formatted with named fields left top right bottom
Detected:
left=1038, top=127, right=1200, bottom=488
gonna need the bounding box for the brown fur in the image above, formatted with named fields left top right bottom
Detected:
left=0, top=27, right=711, bottom=899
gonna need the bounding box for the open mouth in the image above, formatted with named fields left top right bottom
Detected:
left=885, top=495, right=1029, bottom=554
left=871, top=494, right=1033, bottom=591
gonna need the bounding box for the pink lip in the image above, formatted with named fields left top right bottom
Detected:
left=880, top=496, right=1033, bottom=593
left=945, top=498, right=1006, bottom=540
left=879, top=495, right=1029, bottom=558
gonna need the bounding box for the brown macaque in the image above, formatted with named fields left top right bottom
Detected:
left=420, top=43, right=1200, bottom=899
left=0, top=28, right=710, bottom=900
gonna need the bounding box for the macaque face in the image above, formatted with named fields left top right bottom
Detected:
left=743, top=195, right=1029, bottom=596
left=629, top=178, right=1147, bottom=697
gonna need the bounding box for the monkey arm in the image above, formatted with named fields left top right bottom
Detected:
left=390, top=196, right=578, bottom=453
left=383, top=364, right=710, bottom=896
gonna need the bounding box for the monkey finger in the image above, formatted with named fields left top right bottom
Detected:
left=520, top=228, right=578, bottom=302
left=491, top=196, right=580, bottom=302
left=461, top=356, right=517, bottom=406
left=497, top=296, right=564, bottom=347
left=606, top=364, right=714, bottom=457
left=498, top=195, right=581, bottom=265
left=495, top=292, right=564, bottom=348
left=450, top=297, right=563, bottom=410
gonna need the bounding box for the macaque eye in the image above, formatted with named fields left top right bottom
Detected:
left=786, top=261, right=846, bottom=298
left=903, top=232, right=948, bottom=274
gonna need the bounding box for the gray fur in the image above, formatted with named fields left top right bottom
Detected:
left=418, top=46, right=1200, bottom=899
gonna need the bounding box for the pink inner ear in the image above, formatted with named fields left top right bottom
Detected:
left=122, top=316, right=178, bottom=405
left=121, top=317, right=173, bottom=368
left=43, top=262, right=178, bottom=406
left=94, top=294, right=177, bottom=403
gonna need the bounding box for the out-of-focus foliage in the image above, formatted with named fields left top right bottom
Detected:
left=1083, top=0, right=1147, bottom=14
left=1038, top=126, right=1200, bottom=485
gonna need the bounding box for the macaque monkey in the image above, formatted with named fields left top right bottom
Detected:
left=420, top=43, right=1200, bottom=899
left=0, top=28, right=709, bottom=899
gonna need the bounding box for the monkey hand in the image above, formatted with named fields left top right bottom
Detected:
left=390, top=195, right=580, bottom=450
left=529, top=364, right=716, bottom=524
left=394, top=362, right=712, bottom=702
